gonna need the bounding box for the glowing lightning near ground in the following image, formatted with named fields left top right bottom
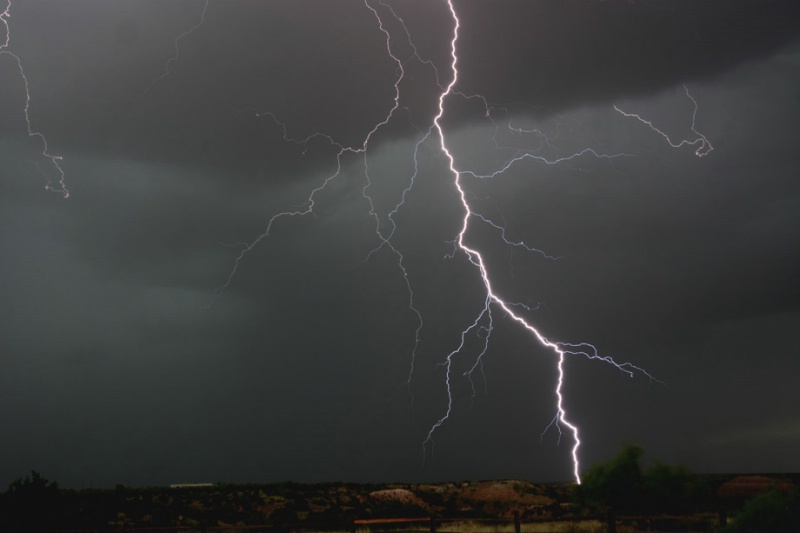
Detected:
left=417, top=0, right=663, bottom=485
left=1, top=0, right=68, bottom=197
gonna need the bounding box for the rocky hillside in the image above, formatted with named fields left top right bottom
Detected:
left=1, top=479, right=575, bottom=531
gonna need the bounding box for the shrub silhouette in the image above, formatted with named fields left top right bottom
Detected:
left=1, top=470, right=61, bottom=531
left=577, top=444, right=644, bottom=515
left=643, top=461, right=709, bottom=514
left=576, top=445, right=710, bottom=518
left=719, top=487, right=800, bottom=533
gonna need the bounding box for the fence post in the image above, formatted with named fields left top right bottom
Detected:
left=351, top=518, right=357, bottom=533
left=514, top=511, right=520, bottom=533
left=430, top=516, right=436, bottom=533
left=606, top=507, right=616, bottom=533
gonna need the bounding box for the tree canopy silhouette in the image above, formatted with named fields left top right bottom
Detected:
left=575, top=444, right=710, bottom=517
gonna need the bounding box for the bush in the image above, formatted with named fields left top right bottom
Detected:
left=577, top=444, right=644, bottom=515
left=0, top=471, right=61, bottom=531
left=719, top=487, right=800, bottom=533
left=643, top=462, right=709, bottom=514
left=575, top=445, right=711, bottom=517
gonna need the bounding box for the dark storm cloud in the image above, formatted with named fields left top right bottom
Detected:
left=3, top=1, right=798, bottom=176
left=1, top=0, right=408, bottom=176
left=1, top=1, right=799, bottom=488
left=455, top=0, right=800, bottom=109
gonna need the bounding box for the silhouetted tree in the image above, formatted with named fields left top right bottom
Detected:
left=643, top=461, right=709, bottom=515
left=719, top=486, right=800, bottom=533
left=577, top=444, right=644, bottom=516
left=576, top=445, right=713, bottom=532
left=1, top=470, right=61, bottom=532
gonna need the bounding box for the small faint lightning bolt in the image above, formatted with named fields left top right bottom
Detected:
left=211, top=1, right=441, bottom=409
left=1, top=0, right=68, bottom=197
left=209, top=0, right=410, bottom=307
left=138, top=0, right=210, bottom=98
left=614, top=84, right=713, bottom=157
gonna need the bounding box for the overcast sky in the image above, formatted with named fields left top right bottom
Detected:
left=2, top=0, right=799, bottom=489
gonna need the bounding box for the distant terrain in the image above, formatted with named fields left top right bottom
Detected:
left=4, top=479, right=574, bottom=530
left=2, top=474, right=798, bottom=531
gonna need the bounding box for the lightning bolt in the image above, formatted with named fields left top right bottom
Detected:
left=210, top=0, right=436, bottom=405
left=137, top=0, right=210, bottom=98
left=614, top=84, right=713, bottom=157
left=0, top=0, right=716, bottom=486
left=1, top=0, right=68, bottom=197
left=190, top=1, right=694, bottom=484
left=419, top=1, right=665, bottom=485
left=210, top=0, right=405, bottom=294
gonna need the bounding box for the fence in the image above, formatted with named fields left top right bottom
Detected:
left=53, top=512, right=549, bottom=533
left=352, top=514, right=523, bottom=533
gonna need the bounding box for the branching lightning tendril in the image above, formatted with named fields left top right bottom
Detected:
left=614, top=85, right=713, bottom=157
left=138, top=0, right=210, bottom=98
left=1, top=0, right=68, bottom=197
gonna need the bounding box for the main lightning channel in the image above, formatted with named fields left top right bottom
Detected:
left=425, top=1, right=583, bottom=479
left=421, top=0, right=661, bottom=484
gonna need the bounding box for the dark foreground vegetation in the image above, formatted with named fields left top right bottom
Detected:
left=575, top=445, right=800, bottom=532
left=2, top=449, right=798, bottom=532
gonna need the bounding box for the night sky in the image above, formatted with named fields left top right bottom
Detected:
left=2, top=1, right=799, bottom=489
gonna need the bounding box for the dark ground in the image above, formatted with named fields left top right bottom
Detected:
left=2, top=474, right=798, bottom=531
